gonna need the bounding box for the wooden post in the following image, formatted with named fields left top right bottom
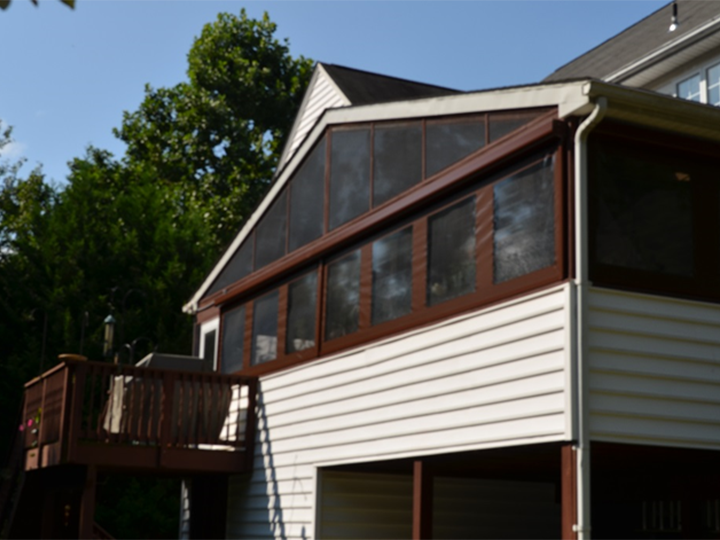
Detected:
left=562, top=444, right=578, bottom=540
left=78, top=465, right=96, bottom=539
left=412, top=460, right=433, bottom=540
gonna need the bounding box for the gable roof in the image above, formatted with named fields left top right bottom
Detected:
left=544, top=0, right=720, bottom=84
left=277, top=63, right=460, bottom=171
left=321, top=63, right=459, bottom=105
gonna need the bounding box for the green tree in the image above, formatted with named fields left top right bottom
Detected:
left=117, top=9, right=313, bottom=248
left=1, top=10, right=311, bottom=537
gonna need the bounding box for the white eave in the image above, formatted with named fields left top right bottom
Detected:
left=183, top=78, right=720, bottom=315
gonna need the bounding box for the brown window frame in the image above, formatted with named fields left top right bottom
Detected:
left=201, top=109, right=555, bottom=304
left=209, top=111, right=570, bottom=377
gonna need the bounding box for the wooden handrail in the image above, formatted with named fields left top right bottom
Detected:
left=22, top=360, right=257, bottom=469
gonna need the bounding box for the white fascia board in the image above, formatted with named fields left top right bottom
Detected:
left=183, top=81, right=591, bottom=314
left=583, top=79, right=720, bottom=139
left=604, top=18, right=720, bottom=85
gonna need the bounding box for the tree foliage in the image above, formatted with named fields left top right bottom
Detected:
left=0, top=10, right=311, bottom=538
left=117, top=10, right=313, bottom=247
left=0, top=0, right=74, bottom=11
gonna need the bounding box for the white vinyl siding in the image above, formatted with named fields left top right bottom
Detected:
left=587, top=287, right=720, bottom=448
left=283, top=70, right=347, bottom=167
left=226, top=285, right=570, bottom=539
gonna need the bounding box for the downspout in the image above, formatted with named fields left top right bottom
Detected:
left=572, top=93, right=607, bottom=540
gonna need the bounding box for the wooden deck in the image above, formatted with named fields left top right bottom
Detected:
left=21, top=359, right=257, bottom=475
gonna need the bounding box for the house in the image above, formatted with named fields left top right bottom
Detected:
left=5, top=1, right=720, bottom=539
left=182, top=1, right=720, bottom=538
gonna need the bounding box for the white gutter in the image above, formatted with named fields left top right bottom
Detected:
left=572, top=95, right=606, bottom=540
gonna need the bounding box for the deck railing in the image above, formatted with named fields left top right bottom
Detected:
left=22, top=359, right=257, bottom=472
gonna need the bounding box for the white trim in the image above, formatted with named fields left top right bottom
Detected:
left=199, top=318, right=220, bottom=371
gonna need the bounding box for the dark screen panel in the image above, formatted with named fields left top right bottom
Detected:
left=592, top=142, right=694, bottom=277
left=426, top=118, right=485, bottom=178
left=488, top=110, right=544, bottom=143
left=494, top=157, right=556, bottom=283
left=325, top=250, right=361, bottom=340
left=289, top=137, right=326, bottom=252
left=329, top=129, right=370, bottom=230
left=372, top=227, right=413, bottom=325
left=255, top=190, right=288, bottom=270
left=427, top=197, right=476, bottom=306
left=251, top=291, right=279, bottom=365
left=203, top=329, right=216, bottom=372
left=373, top=124, right=422, bottom=207
left=221, top=306, right=245, bottom=374
left=286, top=271, right=318, bottom=353
left=206, top=236, right=254, bottom=296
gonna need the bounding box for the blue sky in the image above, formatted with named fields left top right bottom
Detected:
left=1, top=0, right=666, bottom=185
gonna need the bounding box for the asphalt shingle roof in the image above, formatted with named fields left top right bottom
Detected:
left=544, top=0, right=720, bottom=82
left=322, top=63, right=459, bottom=105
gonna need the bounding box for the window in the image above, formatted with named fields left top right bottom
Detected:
left=221, top=305, right=245, bottom=374
left=589, top=128, right=720, bottom=303
left=201, top=111, right=553, bottom=303
left=289, top=138, right=326, bottom=252
left=255, top=191, right=288, bottom=271
left=427, top=197, right=477, bottom=306
left=286, top=271, right=318, bottom=353
left=251, top=291, right=279, bottom=365
left=329, top=129, right=370, bottom=230
left=708, top=63, right=720, bottom=106
left=426, top=117, right=485, bottom=178
left=213, top=112, right=565, bottom=374
left=373, top=123, right=422, bottom=206
left=494, top=157, right=555, bottom=283
left=372, top=227, right=413, bottom=325
left=325, top=250, right=361, bottom=340
left=677, top=74, right=701, bottom=102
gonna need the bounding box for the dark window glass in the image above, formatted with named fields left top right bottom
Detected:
left=373, top=124, right=422, bottom=206
left=372, top=228, right=413, bottom=325
left=325, top=250, right=361, bottom=340
left=329, top=129, right=370, bottom=230
left=427, top=198, right=476, bottom=306
left=488, top=111, right=544, bottom=143
left=289, top=138, right=326, bottom=252
left=494, top=157, right=556, bottom=283
left=286, top=271, right=318, bottom=353
left=206, top=236, right=254, bottom=296
left=221, top=306, right=245, bottom=374
left=203, top=330, right=216, bottom=371
left=426, top=119, right=485, bottom=178
left=252, top=291, right=279, bottom=365
left=592, top=142, right=694, bottom=277
left=255, top=190, right=288, bottom=270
